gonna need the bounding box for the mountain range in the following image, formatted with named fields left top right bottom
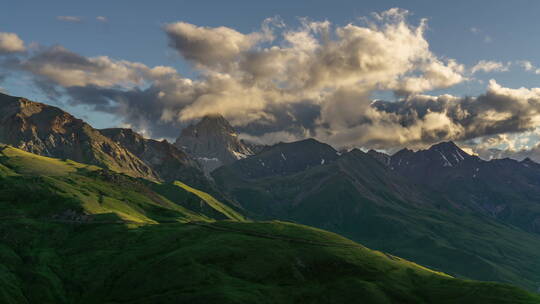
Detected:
left=1, top=91, right=540, bottom=302
left=213, top=139, right=540, bottom=290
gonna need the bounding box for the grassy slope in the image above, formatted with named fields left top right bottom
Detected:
left=213, top=150, right=540, bottom=291
left=0, top=145, right=242, bottom=223
left=1, top=220, right=539, bottom=304
left=173, top=181, right=245, bottom=221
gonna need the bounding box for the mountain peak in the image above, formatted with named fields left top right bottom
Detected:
left=200, top=113, right=227, bottom=122
left=392, top=147, right=414, bottom=158
left=429, top=141, right=461, bottom=152
left=213, top=138, right=339, bottom=179
left=180, top=114, right=236, bottom=139
left=367, top=149, right=391, bottom=166
left=200, top=113, right=233, bottom=126
left=175, top=114, right=254, bottom=173
left=425, top=141, right=471, bottom=167
left=521, top=157, right=539, bottom=167
left=0, top=93, right=162, bottom=181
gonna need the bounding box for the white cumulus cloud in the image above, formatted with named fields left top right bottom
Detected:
left=0, top=32, right=25, bottom=53
left=471, top=60, right=510, bottom=74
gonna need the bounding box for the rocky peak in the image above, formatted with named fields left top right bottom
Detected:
left=0, top=93, right=160, bottom=181
left=388, top=141, right=474, bottom=171
left=429, top=141, right=466, bottom=154
left=427, top=141, right=471, bottom=167
left=175, top=114, right=254, bottom=173
left=192, top=114, right=235, bottom=134
left=367, top=149, right=391, bottom=166
left=100, top=127, right=212, bottom=190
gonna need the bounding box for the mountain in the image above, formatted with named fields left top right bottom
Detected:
left=0, top=147, right=538, bottom=303
left=175, top=114, right=255, bottom=173
left=218, top=138, right=340, bottom=180
left=3, top=91, right=540, bottom=299
left=100, top=128, right=211, bottom=191
left=389, top=141, right=474, bottom=172
left=475, top=144, right=540, bottom=163
left=0, top=92, right=159, bottom=180
left=0, top=144, right=243, bottom=222
left=0, top=92, right=219, bottom=196
left=213, top=142, right=540, bottom=291
left=385, top=141, right=540, bottom=234
left=367, top=149, right=391, bottom=166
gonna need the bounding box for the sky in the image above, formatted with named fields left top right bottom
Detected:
left=2, top=0, right=540, bottom=158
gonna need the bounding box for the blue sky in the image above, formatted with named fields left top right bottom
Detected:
left=2, top=1, right=540, bottom=155
left=3, top=0, right=540, bottom=94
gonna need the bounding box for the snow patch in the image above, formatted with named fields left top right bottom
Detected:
left=438, top=152, right=453, bottom=167
left=232, top=150, right=248, bottom=159
left=197, top=157, right=219, bottom=162
left=281, top=152, right=287, bottom=161
left=321, top=159, right=325, bottom=165
left=455, top=149, right=465, bottom=160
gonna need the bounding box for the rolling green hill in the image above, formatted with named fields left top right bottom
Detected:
left=2, top=218, right=539, bottom=303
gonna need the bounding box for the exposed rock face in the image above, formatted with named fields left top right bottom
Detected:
left=175, top=114, right=254, bottom=173
left=390, top=141, right=474, bottom=171
left=100, top=128, right=211, bottom=190
left=0, top=93, right=159, bottom=180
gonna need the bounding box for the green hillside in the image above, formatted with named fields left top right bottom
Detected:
left=0, top=144, right=242, bottom=223
left=213, top=148, right=540, bottom=291
left=0, top=144, right=539, bottom=303
left=1, top=219, right=539, bottom=303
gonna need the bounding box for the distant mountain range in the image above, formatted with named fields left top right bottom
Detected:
left=2, top=91, right=540, bottom=299
left=213, top=138, right=540, bottom=290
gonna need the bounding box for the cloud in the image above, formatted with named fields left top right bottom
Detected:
left=57, top=16, right=82, bottom=23
left=6, top=9, right=540, bottom=151
left=471, top=60, right=510, bottom=74
left=96, top=16, right=108, bottom=22
left=360, top=79, right=540, bottom=149
left=518, top=60, right=534, bottom=71
left=19, top=46, right=153, bottom=88
left=464, top=129, right=540, bottom=162
left=504, top=143, right=540, bottom=163
left=165, top=20, right=273, bottom=70
left=0, top=32, right=25, bottom=53
left=166, top=9, right=465, bottom=124
left=517, top=60, right=540, bottom=74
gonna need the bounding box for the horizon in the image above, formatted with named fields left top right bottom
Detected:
left=0, top=89, right=517, bottom=160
